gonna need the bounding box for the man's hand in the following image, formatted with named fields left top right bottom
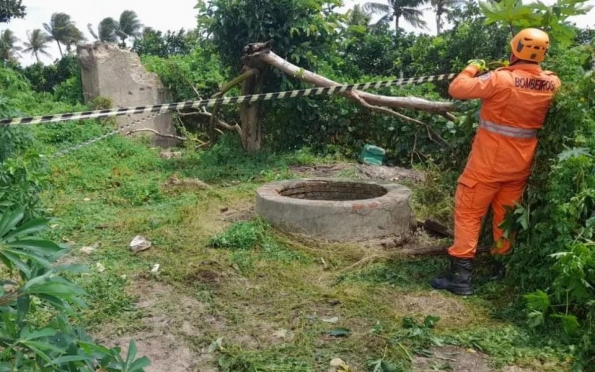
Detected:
left=467, top=59, right=487, bottom=73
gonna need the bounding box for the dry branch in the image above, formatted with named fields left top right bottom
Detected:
left=348, top=91, right=450, bottom=147
left=196, top=112, right=242, bottom=135
left=125, top=128, right=188, bottom=141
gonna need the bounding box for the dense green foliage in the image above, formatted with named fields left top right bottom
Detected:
left=0, top=0, right=25, bottom=23
left=0, top=65, right=150, bottom=371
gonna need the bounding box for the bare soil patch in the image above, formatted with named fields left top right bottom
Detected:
left=92, top=279, right=218, bottom=372
left=413, top=346, right=539, bottom=372
left=394, top=291, right=471, bottom=327
left=218, top=204, right=256, bottom=223
left=289, top=162, right=426, bottom=183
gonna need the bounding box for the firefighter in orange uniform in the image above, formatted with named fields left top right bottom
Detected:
left=431, top=28, right=562, bottom=296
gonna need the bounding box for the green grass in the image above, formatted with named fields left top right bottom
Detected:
left=38, top=132, right=577, bottom=372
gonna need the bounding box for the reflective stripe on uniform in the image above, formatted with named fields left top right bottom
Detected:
left=479, top=119, right=538, bottom=139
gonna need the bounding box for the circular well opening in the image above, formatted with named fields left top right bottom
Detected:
left=278, top=180, right=388, bottom=201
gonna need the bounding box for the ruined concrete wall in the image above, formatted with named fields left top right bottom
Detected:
left=77, top=42, right=177, bottom=147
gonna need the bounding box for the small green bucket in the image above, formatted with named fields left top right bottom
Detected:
left=359, top=144, right=386, bottom=166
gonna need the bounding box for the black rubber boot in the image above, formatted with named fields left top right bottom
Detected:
left=489, top=261, right=506, bottom=281
left=430, top=256, right=474, bottom=296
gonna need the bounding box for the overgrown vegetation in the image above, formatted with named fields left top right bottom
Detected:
left=1, top=0, right=595, bottom=370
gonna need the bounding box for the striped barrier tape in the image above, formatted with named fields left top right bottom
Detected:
left=0, top=73, right=457, bottom=126
left=42, top=112, right=164, bottom=159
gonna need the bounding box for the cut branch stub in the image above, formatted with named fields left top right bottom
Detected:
left=208, top=67, right=260, bottom=141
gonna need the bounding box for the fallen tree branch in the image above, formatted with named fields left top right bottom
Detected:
left=348, top=91, right=450, bottom=147
left=242, top=41, right=455, bottom=114
left=124, top=128, right=188, bottom=141
left=196, top=112, right=242, bottom=135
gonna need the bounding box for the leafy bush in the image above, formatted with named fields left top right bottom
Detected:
left=18, top=56, right=84, bottom=104
left=0, top=208, right=150, bottom=371
left=209, top=219, right=268, bottom=250
left=1, top=63, right=151, bottom=371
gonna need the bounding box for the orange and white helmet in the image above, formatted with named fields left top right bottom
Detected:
left=510, top=28, right=550, bottom=63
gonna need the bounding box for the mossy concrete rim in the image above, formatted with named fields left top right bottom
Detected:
left=255, top=178, right=417, bottom=242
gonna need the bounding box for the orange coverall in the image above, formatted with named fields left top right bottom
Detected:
left=447, top=63, right=561, bottom=259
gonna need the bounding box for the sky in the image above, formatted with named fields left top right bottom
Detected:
left=1, top=0, right=594, bottom=66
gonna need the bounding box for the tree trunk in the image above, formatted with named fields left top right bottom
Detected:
left=436, top=12, right=441, bottom=35
left=395, top=15, right=400, bottom=31
left=239, top=70, right=264, bottom=152
left=34, top=51, right=39, bottom=63
left=56, top=41, right=63, bottom=58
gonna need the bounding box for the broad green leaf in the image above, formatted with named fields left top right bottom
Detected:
left=126, top=340, right=138, bottom=367
left=552, top=314, right=580, bottom=334
left=527, top=310, right=545, bottom=328
left=558, top=146, right=591, bottom=161
left=524, top=290, right=551, bottom=312
left=36, top=294, right=75, bottom=314
left=0, top=207, right=25, bottom=237
left=44, top=354, right=90, bottom=366
left=20, top=342, right=53, bottom=363
left=21, top=328, right=57, bottom=341
left=3, top=218, right=50, bottom=240
left=53, top=263, right=89, bottom=274
left=0, top=251, right=31, bottom=277
left=129, top=356, right=151, bottom=371
left=24, top=282, right=85, bottom=298
left=78, top=340, right=112, bottom=356
left=5, top=238, right=63, bottom=256
left=1, top=247, right=52, bottom=269
left=16, top=295, right=29, bottom=326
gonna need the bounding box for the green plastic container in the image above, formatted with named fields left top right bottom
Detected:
left=359, top=144, right=386, bottom=166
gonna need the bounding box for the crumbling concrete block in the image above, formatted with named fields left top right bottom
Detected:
left=77, top=42, right=177, bottom=147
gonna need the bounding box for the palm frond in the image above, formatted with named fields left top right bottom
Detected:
left=363, top=2, right=391, bottom=15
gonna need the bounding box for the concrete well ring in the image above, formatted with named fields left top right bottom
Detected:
left=255, top=178, right=417, bottom=242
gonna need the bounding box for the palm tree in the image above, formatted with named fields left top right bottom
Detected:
left=22, top=29, right=52, bottom=63
left=88, top=17, right=120, bottom=43
left=0, top=29, right=21, bottom=63
left=363, top=0, right=428, bottom=31
left=431, top=0, right=465, bottom=34
left=346, top=4, right=373, bottom=27
left=43, top=12, right=84, bottom=57
left=64, top=26, right=85, bottom=53
left=89, top=11, right=142, bottom=47
left=116, top=10, right=142, bottom=44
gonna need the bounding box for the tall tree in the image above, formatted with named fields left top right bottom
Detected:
left=88, top=17, right=119, bottom=43
left=116, top=10, right=142, bottom=44
left=64, top=26, right=85, bottom=53
left=0, top=0, right=25, bottom=23
left=22, top=29, right=52, bottom=63
left=89, top=11, right=142, bottom=47
left=0, top=29, right=21, bottom=62
left=346, top=4, right=373, bottom=26
left=363, top=0, right=427, bottom=31
left=430, top=0, right=465, bottom=34
left=43, top=13, right=83, bottom=57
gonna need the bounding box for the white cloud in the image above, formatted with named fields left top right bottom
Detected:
left=1, top=0, right=594, bottom=66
